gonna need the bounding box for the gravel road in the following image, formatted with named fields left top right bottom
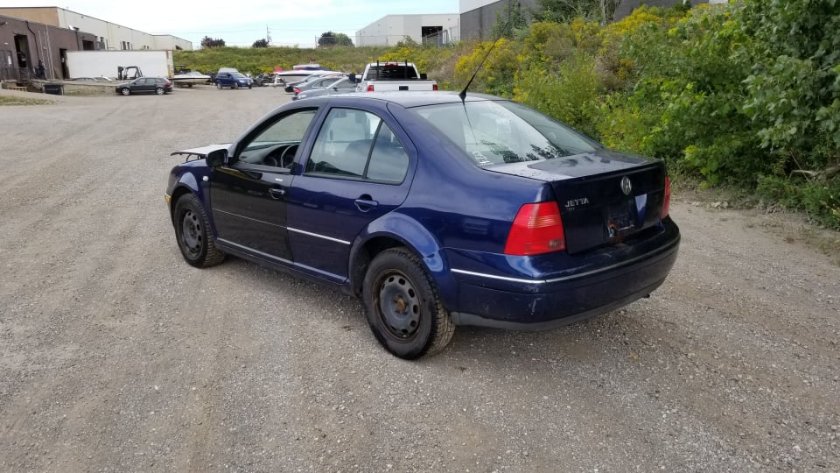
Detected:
left=1, top=87, right=838, bottom=472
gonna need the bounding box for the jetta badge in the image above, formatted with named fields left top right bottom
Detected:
left=620, top=176, right=632, bottom=196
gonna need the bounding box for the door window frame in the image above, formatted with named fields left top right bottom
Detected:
left=230, top=106, right=323, bottom=173
left=301, top=106, right=414, bottom=185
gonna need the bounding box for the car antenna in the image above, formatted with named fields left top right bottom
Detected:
left=459, top=36, right=501, bottom=103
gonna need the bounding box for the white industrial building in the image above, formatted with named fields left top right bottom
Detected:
left=355, top=14, right=460, bottom=47
left=0, top=6, right=192, bottom=51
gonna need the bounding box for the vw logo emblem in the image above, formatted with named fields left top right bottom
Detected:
left=620, top=176, right=632, bottom=196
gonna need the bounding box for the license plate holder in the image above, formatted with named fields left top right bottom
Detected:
left=606, top=201, right=636, bottom=238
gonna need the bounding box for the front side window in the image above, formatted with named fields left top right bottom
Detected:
left=237, top=109, right=317, bottom=167
left=306, top=108, right=409, bottom=183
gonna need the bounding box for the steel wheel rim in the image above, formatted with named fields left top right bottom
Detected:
left=377, top=270, right=421, bottom=339
left=180, top=209, right=203, bottom=258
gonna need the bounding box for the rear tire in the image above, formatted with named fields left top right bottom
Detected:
left=362, top=248, right=455, bottom=359
left=173, top=194, right=225, bottom=268
left=120, top=88, right=130, bottom=96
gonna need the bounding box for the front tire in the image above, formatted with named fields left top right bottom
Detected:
left=362, top=248, right=455, bottom=359
left=155, top=87, right=164, bottom=95
left=233, top=82, right=239, bottom=90
left=173, top=194, right=225, bottom=268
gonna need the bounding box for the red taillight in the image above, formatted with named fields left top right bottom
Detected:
left=293, top=87, right=301, bottom=94
left=366, top=84, right=374, bottom=92
left=662, top=176, right=671, bottom=219
left=504, top=202, right=566, bottom=256
left=432, top=83, right=438, bottom=91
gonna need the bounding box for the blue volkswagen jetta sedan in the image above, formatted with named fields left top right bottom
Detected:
left=165, top=92, right=679, bottom=359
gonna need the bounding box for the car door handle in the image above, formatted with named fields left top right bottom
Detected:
left=269, top=188, right=285, bottom=200
left=354, top=195, right=378, bottom=212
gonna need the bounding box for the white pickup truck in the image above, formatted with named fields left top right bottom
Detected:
left=356, top=61, right=438, bottom=92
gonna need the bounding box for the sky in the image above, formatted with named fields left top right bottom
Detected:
left=8, top=0, right=461, bottom=48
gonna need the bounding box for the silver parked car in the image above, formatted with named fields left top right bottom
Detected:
left=289, top=74, right=343, bottom=95
left=294, top=76, right=358, bottom=100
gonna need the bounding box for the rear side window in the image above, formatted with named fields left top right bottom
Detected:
left=306, top=108, right=409, bottom=183
left=367, top=125, right=409, bottom=183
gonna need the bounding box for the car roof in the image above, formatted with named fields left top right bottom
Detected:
left=300, top=91, right=502, bottom=109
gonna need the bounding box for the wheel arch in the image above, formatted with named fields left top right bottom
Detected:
left=349, top=213, right=457, bottom=309
left=168, top=172, right=202, bottom=223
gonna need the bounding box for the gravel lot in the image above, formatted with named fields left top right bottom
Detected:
left=1, top=86, right=838, bottom=472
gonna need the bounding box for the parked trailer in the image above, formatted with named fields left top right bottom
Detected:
left=66, top=50, right=174, bottom=79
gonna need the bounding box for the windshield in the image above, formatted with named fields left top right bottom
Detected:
left=411, top=101, right=599, bottom=166
left=232, top=72, right=246, bottom=79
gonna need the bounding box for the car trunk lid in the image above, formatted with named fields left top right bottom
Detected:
left=488, top=151, right=667, bottom=254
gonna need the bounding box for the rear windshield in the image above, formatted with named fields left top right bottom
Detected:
left=367, top=64, right=418, bottom=80
left=411, top=101, right=599, bottom=166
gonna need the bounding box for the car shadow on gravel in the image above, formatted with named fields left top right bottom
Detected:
left=207, top=256, right=642, bottom=364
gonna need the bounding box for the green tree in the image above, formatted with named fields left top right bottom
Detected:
left=492, top=0, right=528, bottom=39
left=534, top=0, right=622, bottom=23
left=740, top=0, right=840, bottom=174
left=200, top=36, right=225, bottom=48
left=534, top=0, right=598, bottom=22
left=318, top=31, right=337, bottom=47
left=252, top=39, right=269, bottom=48
left=318, top=31, right=353, bottom=47
left=334, top=33, right=354, bottom=47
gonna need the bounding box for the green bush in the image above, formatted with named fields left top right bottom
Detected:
left=453, top=39, right=520, bottom=97
left=757, top=175, right=840, bottom=229
left=515, top=53, right=603, bottom=138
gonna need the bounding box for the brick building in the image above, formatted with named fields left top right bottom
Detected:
left=0, top=14, right=97, bottom=81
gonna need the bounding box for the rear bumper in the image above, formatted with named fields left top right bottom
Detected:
left=448, top=220, right=680, bottom=329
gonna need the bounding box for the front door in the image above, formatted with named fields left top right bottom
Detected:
left=210, top=108, right=318, bottom=262
left=287, top=107, right=414, bottom=280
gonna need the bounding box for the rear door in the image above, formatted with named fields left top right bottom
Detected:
left=286, top=106, right=414, bottom=281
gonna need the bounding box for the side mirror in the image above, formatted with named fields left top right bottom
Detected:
left=333, top=86, right=339, bottom=91
left=206, top=149, right=227, bottom=167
